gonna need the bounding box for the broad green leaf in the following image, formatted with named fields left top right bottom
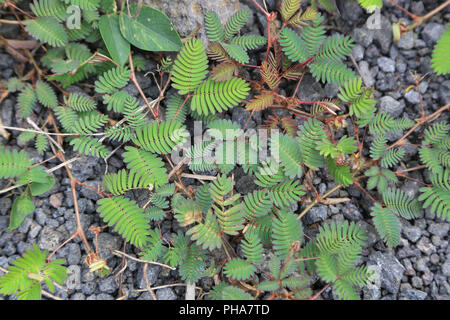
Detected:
left=119, top=4, right=182, bottom=52
left=99, top=14, right=130, bottom=66
left=30, top=174, right=55, bottom=196
left=7, top=190, right=35, bottom=232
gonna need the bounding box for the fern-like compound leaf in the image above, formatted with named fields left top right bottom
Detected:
left=64, top=93, right=96, bottom=112
left=17, top=85, right=37, bottom=118
left=419, top=186, right=449, bottom=221
left=103, top=169, right=152, bottom=195
left=246, top=92, right=274, bottom=111
left=309, top=59, right=356, bottom=86
left=24, top=16, right=68, bottom=47
left=243, top=189, right=273, bottom=219
left=205, top=11, right=224, bottom=42
left=370, top=203, right=401, bottom=247
left=166, top=94, right=188, bottom=123
left=187, top=211, right=222, bottom=250
left=69, top=136, right=110, bottom=158
left=122, top=146, right=168, bottom=189
left=179, top=244, right=205, bottom=283
left=221, top=286, right=253, bottom=300
left=97, top=196, right=150, bottom=248
left=224, top=258, right=256, bottom=280
left=269, top=180, right=305, bottom=208
left=31, top=0, right=69, bottom=21
left=35, top=134, right=49, bottom=155
left=171, top=38, right=209, bottom=95
left=431, top=25, right=450, bottom=75
left=380, top=148, right=405, bottom=168
left=95, top=67, right=130, bottom=94
left=279, top=27, right=310, bottom=63
left=35, top=80, right=58, bottom=109
left=272, top=133, right=303, bottom=178
left=0, top=148, right=32, bottom=179
left=382, top=187, right=422, bottom=219
left=297, top=118, right=327, bottom=170
left=272, top=209, right=303, bottom=259
left=220, top=42, right=250, bottom=64
left=224, top=9, right=250, bottom=40
left=326, top=157, right=353, bottom=186
left=230, top=35, right=267, bottom=50
left=191, top=78, right=250, bottom=115
left=242, top=230, right=264, bottom=265
left=338, top=77, right=376, bottom=118
left=281, top=0, right=302, bottom=22
left=0, top=244, right=67, bottom=300
left=316, top=35, right=354, bottom=61
left=132, top=120, right=188, bottom=154
left=315, top=220, right=367, bottom=255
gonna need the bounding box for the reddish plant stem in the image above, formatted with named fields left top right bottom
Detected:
left=387, top=0, right=421, bottom=21
left=307, top=283, right=332, bottom=300
left=387, top=103, right=450, bottom=150
left=128, top=54, right=158, bottom=120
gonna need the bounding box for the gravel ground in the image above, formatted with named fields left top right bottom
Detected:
left=0, top=0, right=449, bottom=300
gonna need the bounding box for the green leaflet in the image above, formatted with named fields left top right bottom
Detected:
left=99, top=14, right=130, bottom=66
left=7, top=189, right=35, bottom=232
left=119, top=4, right=182, bottom=52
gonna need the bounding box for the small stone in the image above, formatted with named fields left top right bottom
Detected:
left=66, top=265, right=81, bottom=290
left=342, top=203, right=363, bottom=221
left=49, top=193, right=63, bottom=208
left=28, top=222, right=42, bottom=239
left=428, top=223, right=449, bottom=238
left=439, top=80, right=450, bottom=105
left=421, top=23, right=445, bottom=46
left=232, top=107, right=254, bottom=129
left=415, top=258, right=429, bottom=273
left=373, top=16, right=393, bottom=54
left=352, top=44, right=364, bottom=61
left=81, top=282, right=97, bottom=295
left=96, top=293, right=114, bottom=300
left=411, top=1, right=424, bottom=15
left=417, top=237, right=435, bottom=256
left=18, top=217, right=32, bottom=234
left=379, top=96, right=403, bottom=117
left=442, top=260, right=450, bottom=277
left=71, top=293, right=86, bottom=300
left=38, top=226, right=64, bottom=251
left=377, top=57, right=396, bottom=73
left=99, top=276, right=118, bottom=294
left=80, top=181, right=102, bottom=201
left=235, top=175, right=258, bottom=195
left=96, top=233, right=122, bottom=260
left=156, top=288, right=178, bottom=300
left=411, top=276, right=423, bottom=289
left=397, top=31, right=415, bottom=50
left=402, top=225, right=422, bottom=243
left=0, top=198, right=12, bottom=215
left=404, top=90, right=420, bottom=104
left=0, top=216, right=7, bottom=233
left=400, top=289, right=427, bottom=300
left=304, top=205, right=328, bottom=225
left=430, top=253, right=440, bottom=265
left=358, top=61, right=376, bottom=87
left=352, top=27, right=374, bottom=48
left=66, top=243, right=81, bottom=265
left=3, top=242, right=16, bottom=256
left=368, top=251, right=405, bottom=294
left=137, top=264, right=161, bottom=289
left=376, top=73, right=397, bottom=92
